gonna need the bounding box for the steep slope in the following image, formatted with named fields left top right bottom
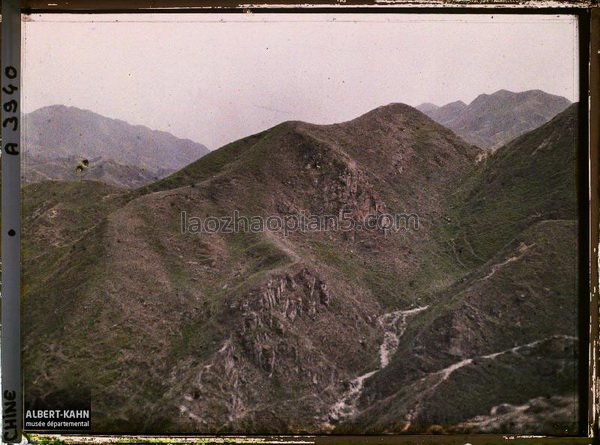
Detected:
left=342, top=220, right=578, bottom=434
left=23, top=103, right=481, bottom=433
left=444, top=104, right=578, bottom=267
left=23, top=105, right=209, bottom=187
left=151, top=104, right=484, bottom=303
left=418, top=90, right=571, bottom=149
left=335, top=104, right=580, bottom=434
left=22, top=180, right=130, bottom=417
left=21, top=101, right=579, bottom=435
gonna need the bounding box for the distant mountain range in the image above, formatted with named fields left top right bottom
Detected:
left=417, top=89, right=572, bottom=150
left=24, top=105, right=209, bottom=188
left=23, top=90, right=569, bottom=190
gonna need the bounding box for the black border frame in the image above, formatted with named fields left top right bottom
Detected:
left=5, top=3, right=597, bottom=443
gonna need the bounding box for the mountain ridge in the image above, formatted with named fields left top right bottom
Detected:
left=417, top=89, right=571, bottom=150
left=24, top=104, right=210, bottom=188
left=21, top=100, right=579, bottom=434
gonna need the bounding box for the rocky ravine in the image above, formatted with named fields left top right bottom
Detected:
left=323, top=306, right=429, bottom=429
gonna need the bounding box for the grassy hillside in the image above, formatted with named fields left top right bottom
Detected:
left=441, top=104, right=578, bottom=268
left=346, top=220, right=578, bottom=434
left=20, top=102, right=579, bottom=434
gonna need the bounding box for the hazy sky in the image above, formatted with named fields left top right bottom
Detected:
left=23, top=13, right=579, bottom=149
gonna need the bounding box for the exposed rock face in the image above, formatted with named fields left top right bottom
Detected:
left=22, top=102, right=579, bottom=434
left=172, top=266, right=363, bottom=432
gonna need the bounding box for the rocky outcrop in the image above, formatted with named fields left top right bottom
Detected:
left=173, top=265, right=380, bottom=433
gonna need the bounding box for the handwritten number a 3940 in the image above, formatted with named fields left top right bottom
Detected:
left=3, top=65, right=20, bottom=155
